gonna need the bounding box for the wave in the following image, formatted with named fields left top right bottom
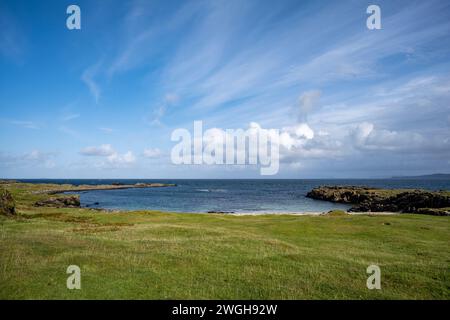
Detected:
left=197, top=189, right=227, bottom=193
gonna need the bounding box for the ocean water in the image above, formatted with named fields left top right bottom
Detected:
left=18, top=179, right=450, bottom=214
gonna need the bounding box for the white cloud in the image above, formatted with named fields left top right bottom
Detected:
left=0, top=150, right=57, bottom=169
left=59, top=125, right=80, bottom=138
left=350, top=122, right=428, bottom=152
left=350, top=122, right=374, bottom=146
left=81, top=62, right=102, bottom=103
left=23, top=150, right=46, bottom=161
left=147, top=93, right=180, bottom=126
left=99, top=127, right=114, bottom=133
left=107, top=151, right=136, bottom=166
left=79, top=144, right=136, bottom=168
left=10, top=120, right=40, bottom=129
left=80, top=144, right=115, bottom=156
left=62, top=113, right=80, bottom=122
left=298, top=90, right=321, bottom=121
left=143, top=148, right=162, bottom=158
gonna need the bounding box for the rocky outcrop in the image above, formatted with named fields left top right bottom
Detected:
left=306, top=186, right=386, bottom=204
left=0, top=188, right=16, bottom=215
left=306, top=186, right=450, bottom=216
left=35, top=195, right=80, bottom=208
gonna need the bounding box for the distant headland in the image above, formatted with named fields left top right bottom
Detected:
left=390, top=173, right=450, bottom=180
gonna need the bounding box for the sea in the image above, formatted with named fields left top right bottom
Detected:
left=17, top=179, right=450, bottom=214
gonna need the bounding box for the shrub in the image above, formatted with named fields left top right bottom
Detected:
left=0, top=187, right=16, bottom=216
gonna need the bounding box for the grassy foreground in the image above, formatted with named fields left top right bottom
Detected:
left=0, top=182, right=449, bottom=299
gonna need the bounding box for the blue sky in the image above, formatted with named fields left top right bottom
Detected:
left=1, top=0, right=450, bottom=178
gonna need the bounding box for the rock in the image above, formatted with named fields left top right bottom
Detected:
left=351, top=191, right=450, bottom=214
left=207, top=210, right=235, bottom=214
left=416, top=207, right=450, bottom=216
left=35, top=195, right=80, bottom=208
left=0, top=188, right=16, bottom=215
left=307, top=186, right=450, bottom=215
left=322, top=210, right=348, bottom=216
left=0, top=180, right=17, bottom=184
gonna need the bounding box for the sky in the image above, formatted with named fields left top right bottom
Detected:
left=0, top=0, right=449, bottom=179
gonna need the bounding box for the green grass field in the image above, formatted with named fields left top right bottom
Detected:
left=0, top=182, right=449, bottom=299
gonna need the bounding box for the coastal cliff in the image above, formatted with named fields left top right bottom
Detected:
left=306, top=186, right=450, bottom=215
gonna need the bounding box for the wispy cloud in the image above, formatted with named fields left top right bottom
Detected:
left=99, top=127, right=114, bottom=134
left=146, top=93, right=180, bottom=126
left=81, top=62, right=102, bottom=103
left=2, top=0, right=450, bottom=177
left=61, top=113, right=80, bottom=122
left=0, top=6, right=26, bottom=62
left=9, top=120, right=40, bottom=129
left=59, top=126, right=80, bottom=139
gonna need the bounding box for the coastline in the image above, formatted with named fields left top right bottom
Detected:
left=5, top=180, right=448, bottom=216
left=227, top=211, right=398, bottom=216
left=30, top=182, right=176, bottom=195
left=1, top=180, right=448, bottom=299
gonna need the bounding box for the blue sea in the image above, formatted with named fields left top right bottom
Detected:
left=18, top=179, right=450, bottom=214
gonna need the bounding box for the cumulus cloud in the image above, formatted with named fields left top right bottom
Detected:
left=79, top=144, right=136, bottom=168
left=349, top=122, right=430, bottom=152
left=80, top=144, right=115, bottom=156
left=350, top=122, right=374, bottom=146
left=0, top=150, right=56, bottom=169
left=106, top=151, right=136, bottom=166
left=143, top=148, right=162, bottom=158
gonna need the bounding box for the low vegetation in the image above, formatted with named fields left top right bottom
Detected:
left=0, top=187, right=15, bottom=216
left=0, top=182, right=449, bottom=299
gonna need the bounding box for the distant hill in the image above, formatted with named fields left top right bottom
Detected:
left=391, top=174, right=450, bottom=180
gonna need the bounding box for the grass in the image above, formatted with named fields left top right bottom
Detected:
left=0, top=182, right=449, bottom=299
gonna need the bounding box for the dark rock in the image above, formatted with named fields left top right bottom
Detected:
left=207, top=210, right=235, bottom=214
left=416, top=207, right=450, bottom=216
left=307, top=186, right=450, bottom=216
left=0, top=188, right=16, bottom=215
left=35, top=195, right=80, bottom=208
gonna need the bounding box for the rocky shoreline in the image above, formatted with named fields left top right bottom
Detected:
left=31, top=182, right=176, bottom=195
left=306, top=186, right=450, bottom=216
left=31, top=182, right=176, bottom=209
